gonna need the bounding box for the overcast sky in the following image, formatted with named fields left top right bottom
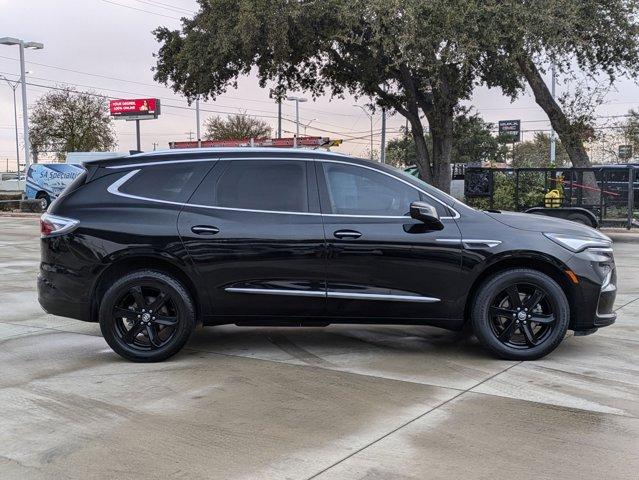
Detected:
left=1, top=0, right=639, bottom=169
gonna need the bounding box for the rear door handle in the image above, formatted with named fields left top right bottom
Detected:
left=191, top=225, right=220, bottom=235
left=334, top=229, right=362, bottom=239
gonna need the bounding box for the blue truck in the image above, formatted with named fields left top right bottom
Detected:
left=25, top=152, right=124, bottom=209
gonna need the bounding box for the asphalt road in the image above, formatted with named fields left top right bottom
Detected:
left=1, top=216, right=638, bottom=480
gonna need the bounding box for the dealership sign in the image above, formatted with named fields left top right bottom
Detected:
left=619, top=144, right=633, bottom=160
left=498, top=120, right=521, bottom=143
left=109, top=98, right=161, bottom=119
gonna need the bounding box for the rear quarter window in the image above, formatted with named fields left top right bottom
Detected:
left=118, top=162, right=213, bottom=203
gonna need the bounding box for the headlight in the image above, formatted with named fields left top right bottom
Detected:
left=543, top=232, right=612, bottom=253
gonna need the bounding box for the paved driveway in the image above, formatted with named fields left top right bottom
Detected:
left=1, top=217, right=638, bottom=479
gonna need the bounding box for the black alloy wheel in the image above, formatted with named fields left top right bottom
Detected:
left=112, top=285, right=179, bottom=351
left=488, top=283, right=556, bottom=349
left=471, top=268, right=570, bottom=360
left=99, top=270, right=195, bottom=362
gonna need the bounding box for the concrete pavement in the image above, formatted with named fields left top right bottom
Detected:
left=1, top=217, right=638, bottom=479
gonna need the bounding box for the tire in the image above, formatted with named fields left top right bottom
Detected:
left=36, top=192, right=51, bottom=210
left=99, top=270, right=196, bottom=362
left=471, top=268, right=569, bottom=360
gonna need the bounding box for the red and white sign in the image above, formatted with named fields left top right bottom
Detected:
left=109, top=98, right=160, bottom=118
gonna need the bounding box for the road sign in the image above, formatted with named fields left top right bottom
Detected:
left=109, top=98, right=160, bottom=119
left=498, top=120, right=521, bottom=143
left=619, top=144, right=633, bottom=160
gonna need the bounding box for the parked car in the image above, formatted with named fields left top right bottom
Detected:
left=38, top=148, right=617, bottom=362
left=25, top=152, right=124, bottom=209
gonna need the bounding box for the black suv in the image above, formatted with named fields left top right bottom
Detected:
left=38, top=148, right=617, bottom=362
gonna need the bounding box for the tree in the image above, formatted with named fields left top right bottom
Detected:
left=153, top=0, right=514, bottom=193
left=29, top=87, right=116, bottom=161
left=621, top=109, right=639, bottom=151
left=385, top=109, right=508, bottom=168
left=498, top=0, right=639, bottom=167
left=204, top=113, right=272, bottom=140
left=512, top=133, right=570, bottom=168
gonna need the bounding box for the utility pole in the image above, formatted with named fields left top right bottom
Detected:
left=380, top=107, right=386, bottom=164
left=286, top=96, right=307, bottom=148
left=277, top=97, right=282, bottom=138
left=195, top=96, right=201, bottom=148
left=186, top=130, right=194, bottom=141
left=0, top=37, right=44, bottom=172
left=135, top=120, right=141, bottom=151
left=550, top=63, right=556, bottom=164
left=0, top=76, right=20, bottom=174
left=354, top=104, right=373, bottom=161
left=152, top=142, right=159, bottom=151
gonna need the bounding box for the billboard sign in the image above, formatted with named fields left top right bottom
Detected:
left=498, top=120, right=521, bottom=143
left=109, top=98, right=160, bottom=119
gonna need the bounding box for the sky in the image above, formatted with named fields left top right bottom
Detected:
left=1, top=0, right=639, bottom=170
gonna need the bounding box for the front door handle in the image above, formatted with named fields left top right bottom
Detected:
left=334, top=229, right=362, bottom=240
left=191, top=225, right=220, bottom=235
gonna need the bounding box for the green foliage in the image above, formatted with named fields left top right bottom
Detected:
left=621, top=109, right=639, bottom=152
left=385, top=134, right=416, bottom=169
left=512, top=133, right=570, bottom=168
left=152, top=0, right=517, bottom=190
left=385, top=109, right=508, bottom=168
left=152, top=0, right=639, bottom=187
left=29, top=87, right=116, bottom=161
left=452, top=108, right=509, bottom=164
left=204, top=113, right=271, bottom=140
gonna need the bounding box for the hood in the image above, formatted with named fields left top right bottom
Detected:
left=483, top=210, right=611, bottom=240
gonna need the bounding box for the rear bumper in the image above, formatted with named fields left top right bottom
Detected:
left=37, top=268, right=92, bottom=322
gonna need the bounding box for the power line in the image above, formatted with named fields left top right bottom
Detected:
left=100, top=0, right=182, bottom=20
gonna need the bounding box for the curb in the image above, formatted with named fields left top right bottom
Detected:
left=0, top=212, right=40, bottom=218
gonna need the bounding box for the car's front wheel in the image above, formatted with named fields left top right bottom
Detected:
left=99, top=270, right=195, bottom=362
left=471, top=268, right=569, bottom=360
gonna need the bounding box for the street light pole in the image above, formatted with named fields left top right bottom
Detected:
left=550, top=63, right=556, bottom=165
left=195, top=96, right=201, bottom=148
left=1, top=76, right=20, bottom=172
left=354, top=104, right=373, bottom=161
left=286, top=96, right=307, bottom=148
left=0, top=37, right=44, bottom=172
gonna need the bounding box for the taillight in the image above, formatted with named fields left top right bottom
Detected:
left=40, top=213, right=79, bottom=238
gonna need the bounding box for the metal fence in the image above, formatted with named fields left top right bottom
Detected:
left=464, top=165, right=638, bottom=229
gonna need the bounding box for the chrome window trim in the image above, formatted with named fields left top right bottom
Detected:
left=326, top=291, right=440, bottom=303
left=224, top=287, right=440, bottom=303
left=106, top=157, right=460, bottom=220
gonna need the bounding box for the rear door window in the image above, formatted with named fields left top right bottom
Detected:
left=119, top=162, right=212, bottom=203
left=212, top=160, right=309, bottom=212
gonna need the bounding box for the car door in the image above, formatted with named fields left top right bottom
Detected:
left=177, top=157, right=327, bottom=320
left=317, top=159, right=463, bottom=320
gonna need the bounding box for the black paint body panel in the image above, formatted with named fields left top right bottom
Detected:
left=39, top=149, right=616, bottom=333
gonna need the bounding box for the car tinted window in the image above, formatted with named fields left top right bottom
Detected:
left=322, top=162, right=447, bottom=216
left=214, top=160, right=308, bottom=212
left=119, top=162, right=211, bottom=202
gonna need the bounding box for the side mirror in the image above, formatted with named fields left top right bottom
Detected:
left=409, top=201, right=444, bottom=230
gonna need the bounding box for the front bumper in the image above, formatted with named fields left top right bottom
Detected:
left=567, top=249, right=617, bottom=332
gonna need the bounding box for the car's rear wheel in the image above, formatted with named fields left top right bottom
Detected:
left=99, top=270, right=195, bottom=362
left=471, top=268, right=569, bottom=360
